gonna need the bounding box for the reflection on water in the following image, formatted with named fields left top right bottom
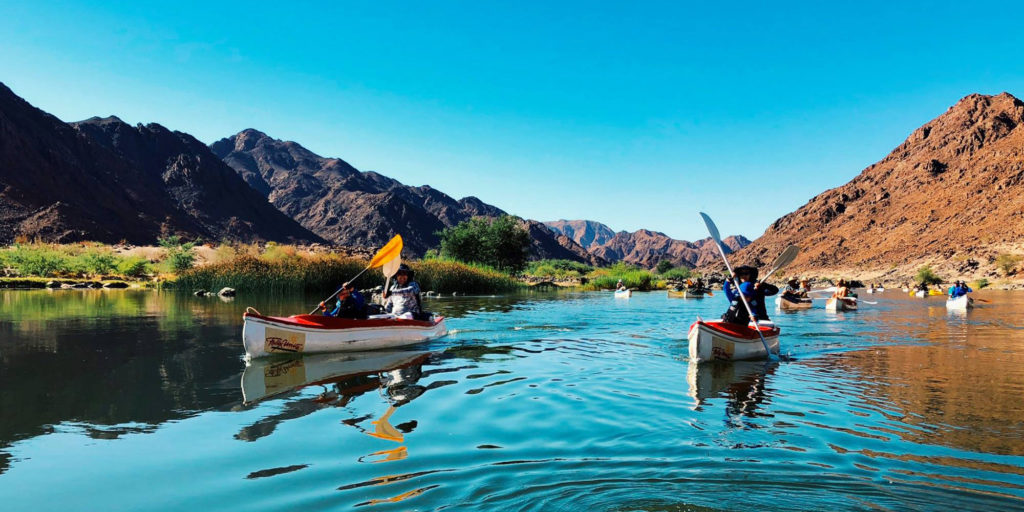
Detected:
left=1, top=289, right=1023, bottom=511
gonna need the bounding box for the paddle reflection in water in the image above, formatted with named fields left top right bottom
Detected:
left=686, top=361, right=777, bottom=423
left=236, top=350, right=432, bottom=445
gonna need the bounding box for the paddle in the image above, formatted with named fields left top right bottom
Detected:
left=760, top=244, right=800, bottom=283
left=309, top=235, right=404, bottom=314
left=381, top=254, right=402, bottom=299
left=699, top=212, right=776, bottom=359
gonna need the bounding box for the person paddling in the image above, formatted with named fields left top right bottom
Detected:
left=320, top=282, right=367, bottom=319
left=383, top=264, right=426, bottom=320
left=722, top=266, right=777, bottom=324
left=616, top=279, right=628, bottom=292
left=949, top=280, right=972, bottom=298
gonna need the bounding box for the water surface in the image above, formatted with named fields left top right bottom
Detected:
left=1, top=289, right=1023, bottom=511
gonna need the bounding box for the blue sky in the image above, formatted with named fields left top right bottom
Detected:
left=3, top=1, right=1023, bottom=241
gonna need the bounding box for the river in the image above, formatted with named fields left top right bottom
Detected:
left=1, top=288, right=1022, bottom=511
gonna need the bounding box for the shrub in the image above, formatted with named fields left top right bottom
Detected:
left=159, top=236, right=197, bottom=273
left=584, top=262, right=656, bottom=291
left=661, top=267, right=692, bottom=280
left=524, top=259, right=593, bottom=279
left=995, top=253, right=1021, bottom=276
left=915, top=265, right=942, bottom=286
left=73, top=249, right=119, bottom=276
left=4, top=244, right=69, bottom=277
left=656, top=260, right=675, bottom=274
left=117, top=256, right=152, bottom=277
left=971, top=278, right=989, bottom=289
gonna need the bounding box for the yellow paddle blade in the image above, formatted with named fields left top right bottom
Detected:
left=368, top=235, right=403, bottom=268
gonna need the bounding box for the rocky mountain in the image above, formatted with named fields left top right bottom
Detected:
left=545, top=219, right=750, bottom=268
left=0, top=82, right=318, bottom=244
left=210, top=129, right=598, bottom=261
left=545, top=219, right=616, bottom=250
left=730, top=92, right=1024, bottom=282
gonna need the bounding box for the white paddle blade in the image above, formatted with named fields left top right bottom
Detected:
left=774, top=245, right=800, bottom=269
left=699, top=212, right=722, bottom=245
left=381, top=254, right=402, bottom=278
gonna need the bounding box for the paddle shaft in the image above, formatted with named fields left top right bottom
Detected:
left=309, top=265, right=371, bottom=315
left=700, top=213, right=774, bottom=357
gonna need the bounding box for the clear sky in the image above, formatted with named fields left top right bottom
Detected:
left=3, top=1, right=1023, bottom=241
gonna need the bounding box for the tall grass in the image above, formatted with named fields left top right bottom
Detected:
left=175, top=255, right=522, bottom=294
left=583, top=262, right=659, bottom=291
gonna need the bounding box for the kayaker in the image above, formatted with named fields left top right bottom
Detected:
left=782, top=278, right=802, bottom=301
left=949, top=280, right=972, bottom=298
left=384, top=264, right=426, bottom=320
left=799, top=278, right=811, bottom=297
left=320, top=282, right=367, bottom=319
left=616, top=279, right=628, bottom=292
left=833, top=279, right=851, bottom=298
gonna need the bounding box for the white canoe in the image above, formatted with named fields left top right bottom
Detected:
left=946, top=295, right=974, bottom=311
left=776, top=295, right=813, bottom=310
left=687, top=319, right=780, bottom=362
left=914, top=290, right=928, bottom=298
left=825, top=297, right=858, bottom=311
left=242, top=311, right=447, bottom=359
left=614, top=289, right=632, bottom=298
left=241, top=350, right=430, bottom=404
left=866, top=288, right=875, bottom=294
left=876, top=287, right=885, bottom=292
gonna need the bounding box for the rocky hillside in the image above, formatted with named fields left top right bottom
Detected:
left=546, top=219, right=750, bottom=268
left=210, top=129, right=599, bottom=261
left=0, top=83, right=318, bottom=244
left=730, top=92, right=1024, bottom=282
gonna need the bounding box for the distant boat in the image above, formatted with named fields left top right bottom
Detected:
left=614, top=289, right=632, bottom=298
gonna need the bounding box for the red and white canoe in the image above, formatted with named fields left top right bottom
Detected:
left=242, top=310, right=448, bottom=359
left=687, top=318, right=780, bottom=362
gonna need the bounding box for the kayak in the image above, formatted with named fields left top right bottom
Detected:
left=876, top=287, right=885, bottom=292
left=241, top=350, right=430, bottom=404
left=668, top=289, right=705, bottom=298
left=242, top=310, right=447, bottom=359
left=776, top=295, right=813, bottom=310
left=912, top=290, right=927, bottom=298
left=614, top=289, right=632, bottom=298
left=826, top=297, right=858, bottom=311
left=687, top=318, right=780, bottom=362
left=929, top=290, right=943, bottom=296
left=946, top=295, right=974, bottom=311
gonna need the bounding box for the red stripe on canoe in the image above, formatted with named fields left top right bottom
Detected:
left=244, top=312, right=443, bottom=330
left=689, top=321, right=780, bottom=339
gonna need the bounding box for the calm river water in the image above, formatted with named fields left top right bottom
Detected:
left=1, top=288, right=1023, bottom=511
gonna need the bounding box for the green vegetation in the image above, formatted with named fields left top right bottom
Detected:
left=438, top=215, right=531, bottom=272
left=971, top=278, right=990, bottom=289
left=176, top=253, right=521, bottom=294
left=524, top=259, right=594, bottom=279
left=158, top=236, right=198, bottom=272
left=660, top=267, right=693, bottom=281
left=915, top=265, right=943, bottom=286
left=995, top=253, right=1021, bottom=276
left=583, top=262, right=659, bottom=291
left=0, top=242, right=155, bottom=279
left=655, top=260, right=675, bottom=274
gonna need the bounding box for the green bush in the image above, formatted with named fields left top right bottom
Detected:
left=915, top=265, right=942, bottom=286
left=524, top=259, right=593, bottom=279
left=971, top=278, right=989, bottom=289
left=117, top=256, right=152, bottom=277
left=656, top=260, right=675, bottom=274
left=995, top=253, right=1021, bottom=276
left=661, top=267, right=693, bottom=280
left=73, top=249, right=119, bottom=275
left=159, top=236, right=197, bottom=273
left=583, top=262, right=656, bottom=291
left=4, top=245, right=69, bottom=277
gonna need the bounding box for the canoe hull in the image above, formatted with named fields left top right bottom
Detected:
left=825, top=297, right=858, bottom=311
left=614, top=290, right=632, bottom=298
left=776, top=295, right=813, bottom=310
left=242, top=312, right=447, bottom=359
left=914, top=290, right=927, bottom=298
left=687, top=320, right=780, bottom=362
left=946, top=295, right=973, bottom=311
left=669, top=290, right=705, bottom=298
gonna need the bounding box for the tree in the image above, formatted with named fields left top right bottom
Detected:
left=656, top=260, right=675, bottom=274
left=158, top=235, right=198, bottom=272
left=438, top=215, right=531, bottom=272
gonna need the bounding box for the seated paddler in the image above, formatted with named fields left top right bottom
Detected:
left=384, top=264, right=427, bottom=320
left=320, top=282, right=367, bottom=319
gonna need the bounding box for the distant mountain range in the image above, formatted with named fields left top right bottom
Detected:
left=0, top=83, right=316, bottom=245
left=545, top=220, right=750, bottom=268
left=730, top=92, right=1024, bottom=281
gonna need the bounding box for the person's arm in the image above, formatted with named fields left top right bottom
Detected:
left=724, top=280, right=738, bottom=301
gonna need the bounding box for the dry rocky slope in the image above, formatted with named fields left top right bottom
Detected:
left=546, top=219, right=750, bottom=269
left=0, top=82, right=318, bottom=244
left=211, top=129, right=601, bottom=262
left=729, top=92, right=1024, bottom=283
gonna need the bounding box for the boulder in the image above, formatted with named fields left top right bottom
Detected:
left=103, top=281, right=130, bottom=288
left=194, top=289, right=208, bottom=297
left=45, top=281, right=61, bottom=288
left=218, top=287, right=236, bottom=297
